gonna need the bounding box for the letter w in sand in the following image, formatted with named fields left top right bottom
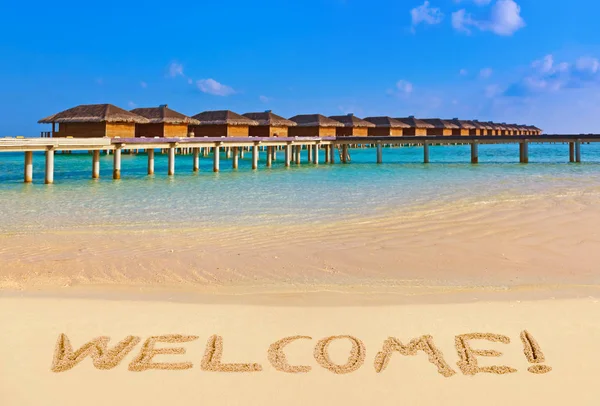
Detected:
left=374, top=335, right=456, bottom=377
left=51, top=334, right=141, bottom=372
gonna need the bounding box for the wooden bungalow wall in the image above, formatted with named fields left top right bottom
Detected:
left=56, top=122, right=106, bottom=138
left=106, top=123, right=136, bottom=138
left=403, top=128, right=428, bottom=136
left=336, top=127, right=369, bottom=137
left=189, top=125, right=250, bottom=137
left=288, top=126, right=337, bottom=137
left=249, top=126, right=289, bottom=137
left=367, top=127, right=404, bottom=136
left=427, top=128, right=454, bottom=136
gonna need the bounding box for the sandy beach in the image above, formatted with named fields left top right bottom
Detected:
left=1, top=295, right=599, bottom=405
left=2, top=190, right=600, bottom=405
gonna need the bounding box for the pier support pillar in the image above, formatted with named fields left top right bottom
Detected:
left=45, top=149, right=55, bottom=184
left=569, top=142, right=575, bottom=163
left=232, top=147, right=239, bottom=169
left=168, top=146, right=175, bottom=176
left=226, top=147, right=232, bottom=159
left=266, top=146, right=273, bottom=167
left=24, top=151, right=33, bottom=183
left=307, top=144, right=313, bottom=163
left=285, top=144, right=291, bottom=167
left=342, top=145, right=348, bottom=163
left=470, top=142, right=478, bottom=164
left=92, top=150, right=100, bottom=179
left=272, top=147, right=276, bottom=161
left=295, top=145, right=301, bottom=164
left=240, top=148, right=245, bottom=159
left=575, top=140, right=581, bottom=163
left=147, top=149, right=155, bottom=175
left=113, top=147, right=121, bottom=180
left=376, top=143, right=383, bottom=164
left=252, top=145, right=259, bottom=170
left=213, top=145, right=220, bottom=172
left=193, top=148, right=200, bottom=172
left=519, top=141, right=529, bottom=164
left=424, top=142, right=430, bottom=164
left=325, top=145, right=330, bottom=163
left=313, top=144, right=320, bottom=165
left=330, top=144, right=335, bottom=164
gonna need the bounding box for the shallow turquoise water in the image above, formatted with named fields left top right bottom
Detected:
left=1, top=143, right=600, bottom=232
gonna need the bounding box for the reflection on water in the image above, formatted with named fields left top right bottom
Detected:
left=0, top=143, right=599, bottom=232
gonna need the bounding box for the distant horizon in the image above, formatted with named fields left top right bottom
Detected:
left=2, top=0, right=599, bottom=136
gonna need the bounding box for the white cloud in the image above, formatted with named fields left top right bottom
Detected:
left=386, top=80, right=414, bottom=97
left=531, top=55, right=554, bottom=74
left=187, top=78, right=193, bottom=85
left=411, top=1, right=444, bottom=29
left=479, top=68, right=493, bottom=78
left=484, top=84, right=502, bottom=98
left=396, top=80, right=414, bottom=94
left=575, top=57, right=600, bottom=74
left=127, top=101, right=137, bottom=108
left=140, top=81, right=147, bottom=88
left=259, top=95, right=270, bottom=103
left=452, top=0, right=525, bottom=36
left=167, top=62, right=184, bottom=77
left=459, top=68, right=468, bottom=76
left=196, top=78, right=235, bottom=96
left=489, top=0, right=525, bottom=35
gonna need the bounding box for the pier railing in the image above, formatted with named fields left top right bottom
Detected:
left=0, top=134, right=596, bottom=184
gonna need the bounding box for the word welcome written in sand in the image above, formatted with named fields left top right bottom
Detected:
left=51, top=331, right=551, bottom=376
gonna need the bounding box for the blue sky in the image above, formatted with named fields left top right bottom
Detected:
left=1, top=0, right=599, bottom=136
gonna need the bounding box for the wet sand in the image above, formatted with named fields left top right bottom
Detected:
left=1, top=192, right=599, bottom=296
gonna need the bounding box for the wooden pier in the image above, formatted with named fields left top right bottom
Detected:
left=0, top=134, right=596, bottom=184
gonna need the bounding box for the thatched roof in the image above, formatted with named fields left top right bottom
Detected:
left=328, top=114, right=375, bottom=128
left=363, top=116, right=410, bottom=128
left=422, top=118, right=459, bottom=129
left=242, top=111, right=296, bottom=127
left=526, top=125, right=542, bottom=132
left=396, top=116, right=435, bottom=129
left=445, top=118, right=476, bottom=129
left=489, top=121, right=506, bottom=130
left=191, top=110, right=258, bottom=126
left=288, top=114, right=344, bottom=127
left=471, top=120, right=494, bottom=130
left=130, top=105, right=199, bottom=125
left=38, top=104, right=150, bottom=124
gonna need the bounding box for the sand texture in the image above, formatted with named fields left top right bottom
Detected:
left=1, top=193, right=600, bottom=295
left=1, top=297, right=599, bottom=405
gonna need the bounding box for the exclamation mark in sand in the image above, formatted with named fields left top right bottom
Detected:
left=520, top=330, right=552, bottom=374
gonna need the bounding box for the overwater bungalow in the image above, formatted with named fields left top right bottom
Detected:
left=395, top=116, right=434, bottom=136
left=242, top=110, right=296, bottom=137
left=288, top=114, right=344, bottom=137
left=471, top=120, right=494, bottom=136
left=444, top=118, right=475, bottom=136
left=422, top=119, right=459, bottom=136
left=189, top=110, right=258, bottom=137
left=130, top=104, right=199, bottom=138
left=38, top=103, right=149, bottom=138
left=485, top=122, right=503, bottom=136
left=363, top=116, right=410, bottom=136
left=328, top=114, right=375, bottom=136
left=528, top=125, right=543, bottom=135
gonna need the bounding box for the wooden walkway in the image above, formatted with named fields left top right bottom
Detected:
left=0, top=134, right=597, bottom=184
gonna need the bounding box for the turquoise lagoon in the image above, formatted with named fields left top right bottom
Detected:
left=1, top=143, right=600, bottom=232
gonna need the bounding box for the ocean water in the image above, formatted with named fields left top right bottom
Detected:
left=1, top=143, right=600, bottom=232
